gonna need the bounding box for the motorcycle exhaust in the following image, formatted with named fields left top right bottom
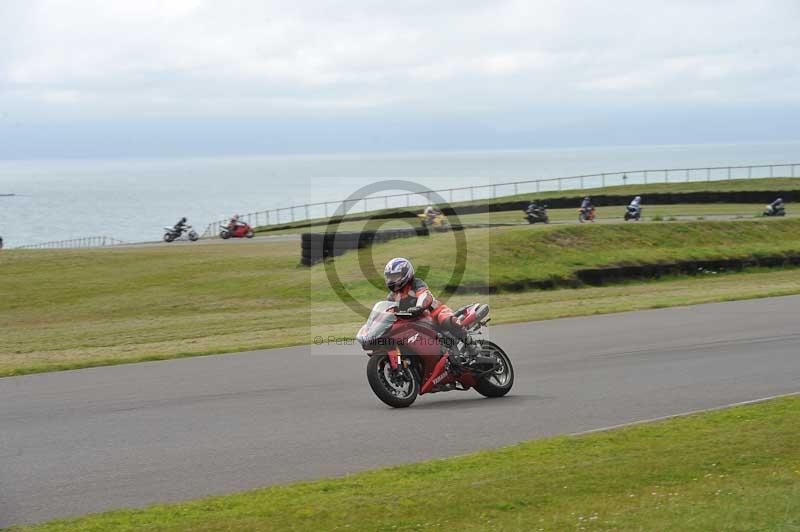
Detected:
left=473, top=355, right=498, bottom=367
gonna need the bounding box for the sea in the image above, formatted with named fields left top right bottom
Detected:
left=0, top=141, right=798, bottom=247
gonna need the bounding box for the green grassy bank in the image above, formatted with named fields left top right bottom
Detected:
left=3, top=218, right=800, bottom=376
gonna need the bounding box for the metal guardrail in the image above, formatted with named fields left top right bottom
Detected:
left=201, top=162, right=800, bottom=237
left=15, top=236, right=127, bottom=250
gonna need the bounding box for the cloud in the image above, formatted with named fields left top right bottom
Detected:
left=0, top=0, right=798, bottom=156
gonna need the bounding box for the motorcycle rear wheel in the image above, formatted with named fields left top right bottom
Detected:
left=367, top=354, right=419, bottom=408
left=473, top=341, right=514, bottom=398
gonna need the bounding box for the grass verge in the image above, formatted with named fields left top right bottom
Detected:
left=4, top=219, right=800, bottom=376
left=13, top=395, right=800, bottom=531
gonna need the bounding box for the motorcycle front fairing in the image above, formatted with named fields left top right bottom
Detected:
left=356, top=301, right=398, bottom=349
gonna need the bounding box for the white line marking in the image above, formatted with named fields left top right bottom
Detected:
left=570, top=391, right=800, bottom=436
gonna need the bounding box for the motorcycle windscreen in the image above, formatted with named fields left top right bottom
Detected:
left=356, top=301, right=398, bottom=347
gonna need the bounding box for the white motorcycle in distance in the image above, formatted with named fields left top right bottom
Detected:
left=624, top=196, right=642, bottom=221
left=163, top=225, right=199, bottom=243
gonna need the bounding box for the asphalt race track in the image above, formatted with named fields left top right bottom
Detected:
left=2, top=296, right=799, bottom=526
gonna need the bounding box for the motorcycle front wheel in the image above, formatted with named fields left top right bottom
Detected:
left=220, top=230, right=230, bottom=239
left=367, top=354, right=419, bottom=408
left=163, top=233, right=174, bottom=242
left=473, top=341, right=514, bottom=398
left=246, top=230, right=254, bottom=238
left=188, top=231, right=199, bottom=241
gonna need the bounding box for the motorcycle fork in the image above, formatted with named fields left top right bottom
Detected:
left=387, top=349, right=401, bottom=370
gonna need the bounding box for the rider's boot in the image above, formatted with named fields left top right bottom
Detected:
left=448, top=330, right=480, bottom=367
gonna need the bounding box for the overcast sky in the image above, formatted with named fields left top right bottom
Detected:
left=1, top=0, right=799, bottom=158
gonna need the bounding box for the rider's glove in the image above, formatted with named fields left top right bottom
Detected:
left=407, top=306, right=424, bottom=317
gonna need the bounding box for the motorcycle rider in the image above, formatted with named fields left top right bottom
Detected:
left=173, top=217, right=188, bottom=234
left=424, top=205, right=442, bottom=224
left=581, top=196, right=593, bottom=211
left=767, top=197, right=785, bottom=215
left=383, top=257, right=476, bottom=360
left=228, top=214, right=244, bottom=230
left=525, top=200, right=547, bottom=222
left=628, top=196, right=642, bottom=216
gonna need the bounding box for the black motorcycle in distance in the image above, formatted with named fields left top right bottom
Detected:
left=524, top=204, right=549, bottom=224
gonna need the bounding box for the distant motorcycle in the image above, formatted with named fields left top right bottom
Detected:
left=220, top=222, right=255, bottom=239
left=418, top=212, right=451, bottom=232
left=163, top=225, right=199, bottom=242
left=763, top=203, right=786, bottom=217
left=624, top=204, right=641, bottom=221
left=579, top=206, right=596, bottom=223
left=524, top=205, right=549, bottom=224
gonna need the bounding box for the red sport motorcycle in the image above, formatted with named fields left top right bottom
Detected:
left=356, top=301, right=514, bottom=408
left=220, top=221, right=255, bottom=239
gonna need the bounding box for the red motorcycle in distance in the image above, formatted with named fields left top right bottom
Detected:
left=220, top=221, right=255, bottom=239
left=356, top=301, right=514, bottom=408
left=579, top=206, right=596, bottom=223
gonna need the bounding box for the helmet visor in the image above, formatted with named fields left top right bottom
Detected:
left=385, top=271, right=405, bottom=286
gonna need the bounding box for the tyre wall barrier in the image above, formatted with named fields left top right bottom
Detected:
left=301, top=227, right=430, bottom=266
left=575, top=254, right=800, bottom=286
left=452, top=253, right=800, bottom=293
